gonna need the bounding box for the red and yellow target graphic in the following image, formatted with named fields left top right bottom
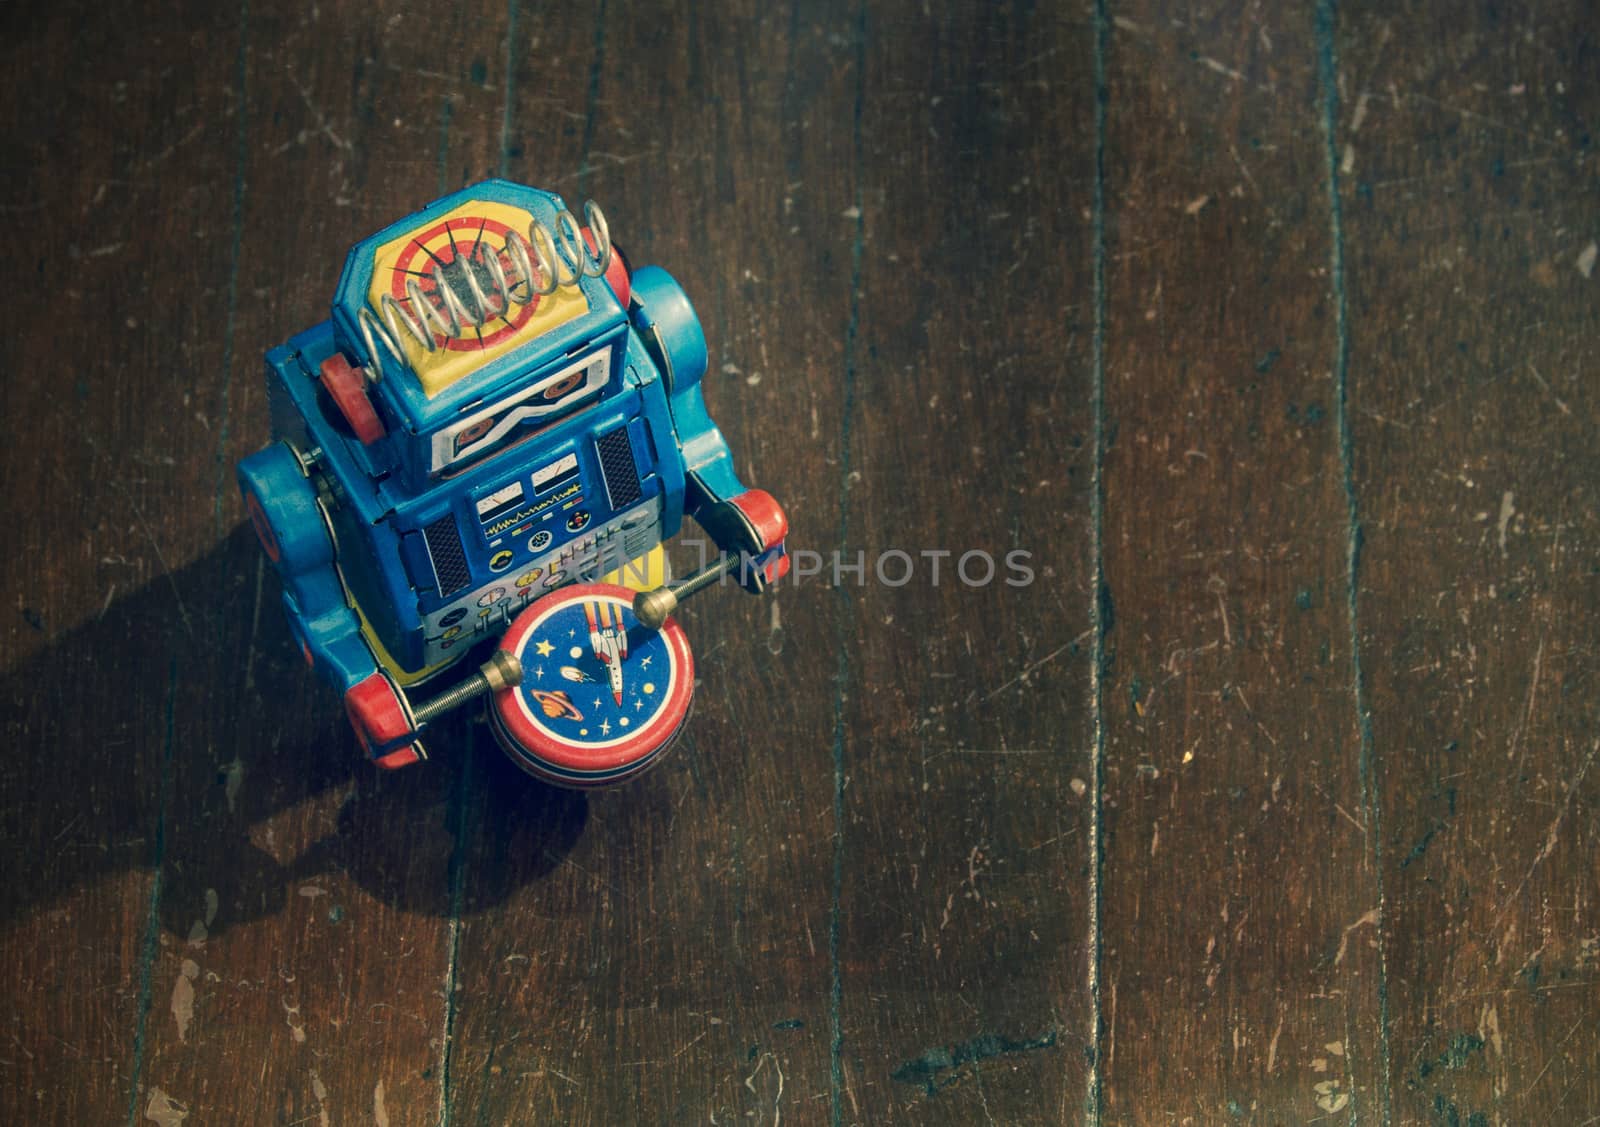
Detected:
left=368, top=200, right=590, bottom=397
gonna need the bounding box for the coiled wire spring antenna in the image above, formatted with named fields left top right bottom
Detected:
left=357, top=200, right=612, bottom=381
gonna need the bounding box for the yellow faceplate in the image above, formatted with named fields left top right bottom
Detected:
left=368, top=200, right=591, bottom=398
left=599, top=544, right=668, bottom=592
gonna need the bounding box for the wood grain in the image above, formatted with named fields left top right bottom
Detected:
left=0, top=3, right=254, bottom=1121
left=1097, top=2, right=1384, bottom=1121
left=832, top=3, right=1096, bottom=1122
left=1333, top=1, right=1600, bottom=1122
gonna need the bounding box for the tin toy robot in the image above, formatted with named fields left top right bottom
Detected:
left=238, top=180, right=788, bottom=785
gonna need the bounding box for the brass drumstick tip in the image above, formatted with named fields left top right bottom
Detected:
left=632, top=587, right=679, bottom=631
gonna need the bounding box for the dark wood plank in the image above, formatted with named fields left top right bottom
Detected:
left=440, top=3, right=851, bottom=1122
left=1097, top=2, right=1385, bottom=1120
left=833, top=3, right=1097, bottom=1122
left=1332, top=1, right=1600, bottom=1122
left=0, top=3, right=251, bottom=1121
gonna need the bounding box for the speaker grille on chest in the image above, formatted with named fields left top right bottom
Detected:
left=595, top=427, right=641, bottom=510
left=423, top=516, right=471, bottom=596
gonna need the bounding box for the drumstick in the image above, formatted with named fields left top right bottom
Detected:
left=410, top=650, right=523, bottom=725
left=631, top=554, right=742, bottom=630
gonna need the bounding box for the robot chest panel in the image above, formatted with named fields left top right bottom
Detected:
left=409, top=421, right=665, bottom=663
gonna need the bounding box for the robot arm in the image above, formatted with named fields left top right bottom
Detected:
left=628, top=266, right=790, bottom=592
left=686, top=479, right=790, bottom=592
left=238, top=443, right=425, bottom=768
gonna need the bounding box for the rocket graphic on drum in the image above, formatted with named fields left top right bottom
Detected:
left=583, top=598, right=628, bottom=705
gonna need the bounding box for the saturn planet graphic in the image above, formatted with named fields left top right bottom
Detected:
left=528, top=689, right=584, bottom=721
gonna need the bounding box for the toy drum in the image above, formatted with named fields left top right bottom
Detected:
left=490, top=583, right=693, bottom=787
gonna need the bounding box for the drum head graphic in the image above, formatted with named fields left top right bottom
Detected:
left=491, top=583, right=693, bottom=787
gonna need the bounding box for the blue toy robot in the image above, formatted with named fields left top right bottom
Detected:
left=238, top=180, right=788, bottom=785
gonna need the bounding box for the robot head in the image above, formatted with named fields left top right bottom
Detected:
left=327, top=181, right=631, bottom=492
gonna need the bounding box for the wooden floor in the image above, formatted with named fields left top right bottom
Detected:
left=4, top=1, right=1597, bottom=1123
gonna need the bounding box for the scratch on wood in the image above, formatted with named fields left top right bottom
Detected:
left=1491, top=739, right=1599, bottom=928
left=1334, top=908, right=1380, bottom=966
left=1207, top=575, right=1232, bottom=645
left=1106, top=979, right=1117, bottom=1075
left=1578, top=242, right=1598, bottom=278
left=1401, top=91, right=1566, bottom=151
left=283, top=998, right=307, bottom=1044
left=1197, top=55, right=1245, bottom=81
left=242, top=554, right=266, bottom=694
left=1519, top=1016, right=1585, bottom=1098
left=744, top=1052, right=784, bottom=1126
left=144, top=1088, right=189, bottom=1126
left=137, top=123, right=206, bottom=171
left=1507, top=634, right=1545, bottom=767
left=1306, top=777, right=1366, bottom=836
left=1349, top=91, right=1372, bottom=133
left=308, top=1070, right=330, bottom=1127
left=1229, top=144, right=1260, bottom=194
left=1476, top=1003, right=1502, bottom=1058
left=288, top=74, right=353, bottom=151
left=973, top=633, right=1086, bottom=704
left=1528, top=365, right=1572, bottom=416
left=223, top=758, right=245, bottom=815
left=1496, top=491, right=1515, bottom=556
left=170, top=959, right=199, bottom=1041
left=91, top=437, right=194, bottom=638
left=673, top=1030, right=708, bottom=1058
left=925, top=747, right=1052, bottom=762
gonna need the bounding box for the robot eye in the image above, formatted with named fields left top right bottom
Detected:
left=541, top=371, right=586, bottom=400
left=452, top=416, right=497, bottom=455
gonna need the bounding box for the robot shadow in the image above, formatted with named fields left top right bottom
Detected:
left=0, top=523, right=586, bottom=938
